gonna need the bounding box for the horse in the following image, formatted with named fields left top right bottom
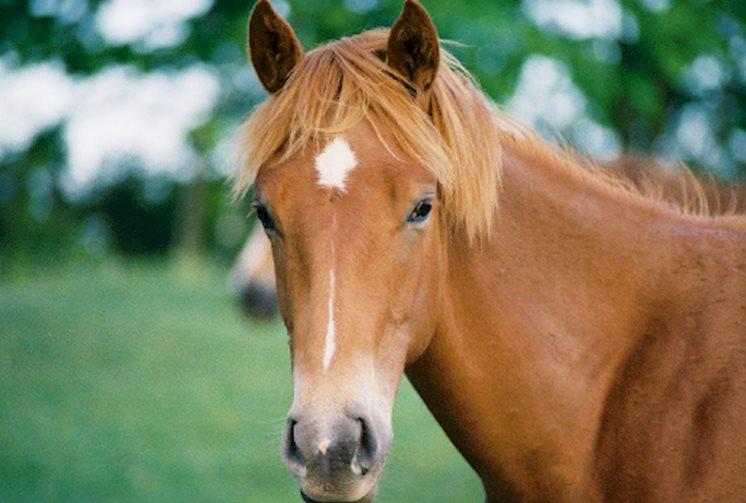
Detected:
left=230, top=158, right=746, bottom=322
left=235, top=1, right=746, bottom=501
left=229, top=223, right=277, bottom=319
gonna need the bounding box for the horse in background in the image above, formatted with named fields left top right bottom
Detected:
left=230, top=157, right=746, bottom=321
left=607, top=156, right=746, bottom=216
left=229, top=224, right=277, bottom=319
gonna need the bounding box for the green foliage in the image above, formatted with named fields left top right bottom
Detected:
left=0, top=0, right=743, bottom=260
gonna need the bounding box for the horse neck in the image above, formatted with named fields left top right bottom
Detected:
left=406, top=141, right=692, bottom=500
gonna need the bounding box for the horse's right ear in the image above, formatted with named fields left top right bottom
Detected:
left=248, top=0, right=302, bottom=94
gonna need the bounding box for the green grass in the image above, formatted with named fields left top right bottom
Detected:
left=0, top=260, right=482, bottom=502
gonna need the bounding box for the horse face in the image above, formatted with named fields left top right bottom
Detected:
left=253, top=124, right=442, bottom=501
left=246, top=1, right=443, bottom=499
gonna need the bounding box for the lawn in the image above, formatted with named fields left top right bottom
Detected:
left=0, top=260, right=482, bottom=502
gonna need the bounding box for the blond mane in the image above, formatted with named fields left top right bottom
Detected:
left=234, top=29, right=744, bottom=240
left=234, top=29, right=501, bottom=241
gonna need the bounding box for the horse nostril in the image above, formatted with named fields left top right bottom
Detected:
left=355, top=417, right=378, bottom=475
left=284, top=418, right=305, bottom=473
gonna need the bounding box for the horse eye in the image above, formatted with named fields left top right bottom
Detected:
left=407, top=200, right=433, bottom=224
left=253, top=203, right=276, bottom=233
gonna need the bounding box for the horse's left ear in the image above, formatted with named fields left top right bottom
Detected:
left=248, top=0, right=303, bottom=94
left=387, top=0, right=440, bottom=93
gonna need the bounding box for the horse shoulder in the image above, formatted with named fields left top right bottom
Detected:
left=592, top=230, right=746, bottom=501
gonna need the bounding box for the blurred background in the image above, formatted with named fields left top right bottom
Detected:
left=1, top=0, right=744, bottom=501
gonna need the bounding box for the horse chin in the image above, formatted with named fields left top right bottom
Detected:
left=300, top=485, right=377, bottom=503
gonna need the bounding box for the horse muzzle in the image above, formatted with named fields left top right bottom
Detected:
left=283, top=411, right=387, bottom=502
left=237, top=282, right=278, bottom=319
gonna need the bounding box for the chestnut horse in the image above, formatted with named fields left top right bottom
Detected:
left=235, top=1, right=746, bottom=501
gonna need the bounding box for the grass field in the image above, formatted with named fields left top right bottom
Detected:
left=0, top=260, right=482, bottom=502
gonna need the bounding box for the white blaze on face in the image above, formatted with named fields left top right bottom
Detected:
left=315, top=137, right=358, bottom=191
left=323, top=245, right=337, bottom=370
left=315, top=138, right=353, bottom=370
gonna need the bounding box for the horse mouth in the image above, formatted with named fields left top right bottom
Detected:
left=300, top=490, right=375, bottom=503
